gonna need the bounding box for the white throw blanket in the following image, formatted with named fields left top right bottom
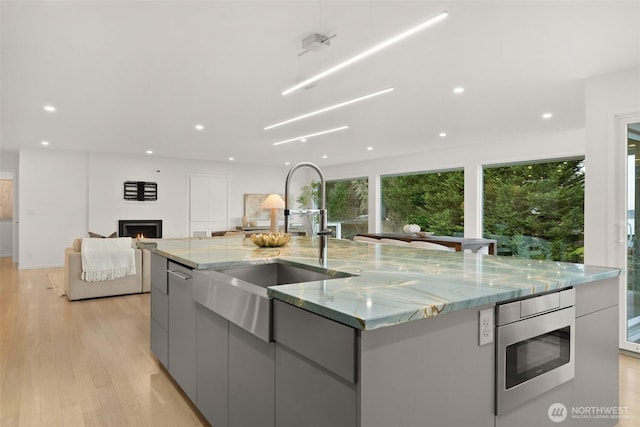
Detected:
left=81, top=237, right=136, bottom=282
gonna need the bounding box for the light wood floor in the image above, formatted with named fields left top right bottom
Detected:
left=0, top=257, right=208, bottom=426
left=0, top=257, right=639, bottom=427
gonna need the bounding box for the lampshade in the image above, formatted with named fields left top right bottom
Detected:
left=261, top=194, right=285, bottom=209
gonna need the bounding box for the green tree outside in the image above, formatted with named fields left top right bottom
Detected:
left=380, top=170, right=464, bottom=236
left=323, top=159, right=584, bottom=263
left=483, top=159, right=585, bottom=262
left=326, top=178, right=369, bottom=239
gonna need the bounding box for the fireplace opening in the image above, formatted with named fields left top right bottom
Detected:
left=119, top=220, right=163, bottom=239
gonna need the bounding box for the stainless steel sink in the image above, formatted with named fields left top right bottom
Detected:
left=192, top=260, right=354, bottom=342
left=214, top=261, right=354, bottom=288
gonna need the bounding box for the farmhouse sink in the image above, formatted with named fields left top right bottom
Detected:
left=192, top=260, right=355, bottom=342
left=214, top=261, right=354, bottom=288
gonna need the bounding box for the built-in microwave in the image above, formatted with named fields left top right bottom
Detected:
left=495, top=288, right=575, bottom=415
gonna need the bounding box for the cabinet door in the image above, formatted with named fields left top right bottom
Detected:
left=189, top=174, right=228, bottom=236
left=167, top=262, right=197, bottom=402
left=273, top=301, right=356, bottom=427
left=275, top=344, right=356, bottom=427
left=150, top=252, right=168, bottom=293
left=196, top=304, right=229, bottom=427
left=229, top=323, right=275, bottom=427
left=150, top=253, right=168, bottom=367
left=573, top=305, right=619, bottom=427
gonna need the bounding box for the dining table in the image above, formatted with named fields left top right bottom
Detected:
left=355, top=233, right=498, bottom=255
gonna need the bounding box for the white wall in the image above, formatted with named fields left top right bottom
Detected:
left=19, top=149, right=89, bottom=268
left=17, top=149, right=295, bottom=269
left=86, top=152, right=292, bottom=237
left=322, top=128, right=586, bottom=237
left=584, top=66, right=640, bottom=267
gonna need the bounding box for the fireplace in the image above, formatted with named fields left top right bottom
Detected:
left=118, top=220, right=163, bottom=239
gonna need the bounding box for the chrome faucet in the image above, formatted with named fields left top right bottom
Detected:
left=284, top=162, right=331, bottom=267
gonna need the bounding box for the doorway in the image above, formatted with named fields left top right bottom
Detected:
left=623, top=118, right=640, bottom=352
left=0, top=170, right=15, bottom=260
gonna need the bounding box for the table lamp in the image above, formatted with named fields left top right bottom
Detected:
left=261, top=194, right=285, bottom=232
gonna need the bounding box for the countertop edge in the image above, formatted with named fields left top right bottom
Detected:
left=144, top=240, right=621, bottom=331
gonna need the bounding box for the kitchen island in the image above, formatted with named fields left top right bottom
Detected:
left=144, top=236, right=620, bottom=427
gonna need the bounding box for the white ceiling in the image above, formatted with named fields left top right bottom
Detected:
left=2, top=1, right=640, bottom=167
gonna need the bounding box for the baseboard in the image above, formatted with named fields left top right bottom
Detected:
left=18, top=263, right=64, bottom=270
left=619, top=348, right=640, bottom=359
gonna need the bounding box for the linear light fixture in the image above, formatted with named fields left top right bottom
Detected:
left=265, top=88, right=393, bottom=130
left=273, top=126, right=349, bottom=146
left=281, top=10, right=448, bottom=96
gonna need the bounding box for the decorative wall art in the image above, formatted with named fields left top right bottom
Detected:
left=244, top=193, right=291, bottom=221
left=124, top=181, right=158, bottom=201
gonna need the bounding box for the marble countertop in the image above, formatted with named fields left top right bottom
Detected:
left=143, top=236, right=620, bottom=330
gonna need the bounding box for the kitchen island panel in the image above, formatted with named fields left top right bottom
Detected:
left=359, top=304, right=495, bottom=427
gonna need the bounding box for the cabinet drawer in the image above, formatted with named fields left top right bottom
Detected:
left=151, top=317, right=168, bottom=368
left=151, top=252, right=168, bottom=294
left=575, top=278, right=618, bottom=317
left=151, top=287, right=169, bottom=330
left=273, top=300, right=356, bottom=383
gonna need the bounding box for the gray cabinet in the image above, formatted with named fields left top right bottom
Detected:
left=573, top=278, right=619, bottom=427
left=229, top=323, right=275, bottom=427
left=167, top=261, right=197, bottom=402
left=196, top=303, right=229, bottom=427
left=273, top=300, right=357, bottom=427
left=150, top=252, right=168, bottom=368
left=275, top=345, right=356, bottom=427
left=194, top=303, right=275, bottom=427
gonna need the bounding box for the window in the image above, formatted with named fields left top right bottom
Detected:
left=326, top=178, right=368, bottom=239
left=483, top=159, right=584, bottom=262
left=380, top=169, right=464, bottom=235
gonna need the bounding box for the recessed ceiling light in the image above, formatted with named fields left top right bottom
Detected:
left=367, top=146, right=373, bottom=151
left=300, top=138, right=307, bottom=143
left=281, top=11, right=448, bottom=96
left=228, top=157, right=235, bottom=161
left=265, top=88, right=393, bottom=130
left=146, top=150, right=153, bottom=155
left=43, top=105, right=56, bottom=112
left=285, top=161, right=290, bottom=165
left=41, top=141, right=49, bottom=146
left=195, top=124, right=204, bottom=131
left=453, top=87, right=464, bottom=94
left=273, top=126, right=349, bottom=146
left=542, top=112, right=553, bottom=119
left=439, top=132, right=447, bottom=137
left=322, top=155, right=328, bottom=159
